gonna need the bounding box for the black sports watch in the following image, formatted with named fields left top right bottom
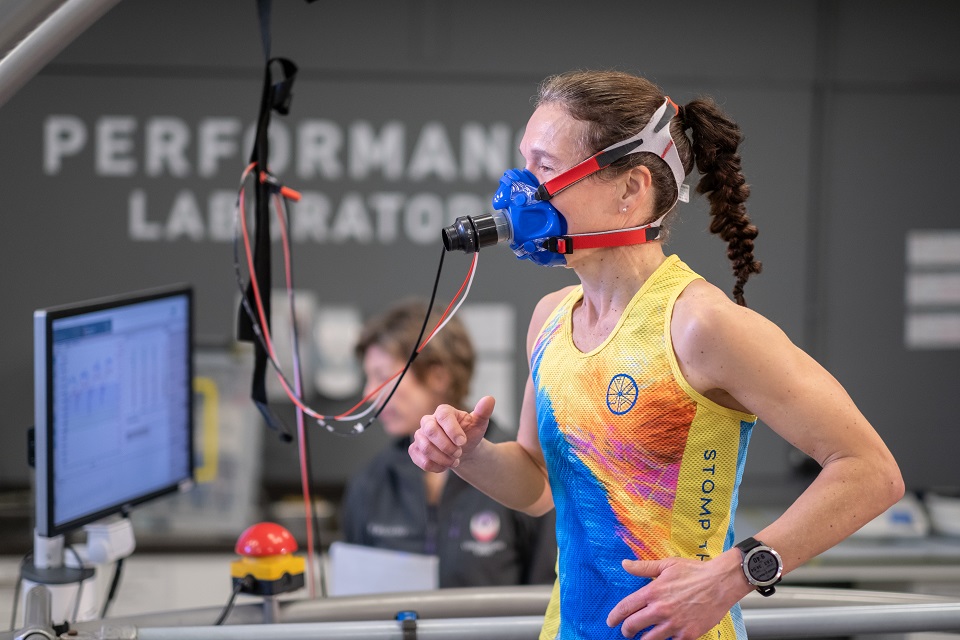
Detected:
left=735, top=537, right=783, bottom=596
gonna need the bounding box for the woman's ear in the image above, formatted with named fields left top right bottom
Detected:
left=620, top=165, right=653, bottom=212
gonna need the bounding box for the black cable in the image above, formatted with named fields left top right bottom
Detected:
left=99, top=510, right=130, bottom=618
left=64, top=545, right=85, bottom=623
left=232, top=200, right=450, bottom=436
left=231, top=186, right=452, bottom=592
left=8, top=552, right=28, bottom=631
left=372, top=246, right=446, bottom=420
left=99, top=557, right=124, bottom=618
left=231, top=185, right=455, bottom=601
left=293, top=246, right=448, bottom=597
left=214, top=578, right=245, bottom=626
left=8, top=576, right=20, bottom=631
left=317, top=245, right=447, bottom=437
left=10, top=546, right=97, bottom=629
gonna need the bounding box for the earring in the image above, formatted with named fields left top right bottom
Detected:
left=621, top=206, right=628, bottom=213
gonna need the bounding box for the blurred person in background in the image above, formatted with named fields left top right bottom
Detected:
left=341, top=298, right=557, bottom=588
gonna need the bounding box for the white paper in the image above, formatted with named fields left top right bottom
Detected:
left=326, top=541, right=439, bottom=596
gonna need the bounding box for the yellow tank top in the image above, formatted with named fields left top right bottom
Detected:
left=534, top=255, right=756, bottom=640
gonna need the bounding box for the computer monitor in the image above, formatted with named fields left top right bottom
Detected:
left=33, top=284, right=195, bottom=542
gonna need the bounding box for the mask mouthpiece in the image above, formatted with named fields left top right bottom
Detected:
left=441, top=211, right=511, bottom=253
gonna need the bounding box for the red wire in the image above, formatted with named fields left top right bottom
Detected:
left=239, top=179, right=322, bottom=421
left=419, top=253, right=477, bottom=350
left=238, top=165, right=477, bottom=599
left=334, top=371, right=401, bottom=419
left=333, top=252, right=477, bottom=419
left=272, top=192, right=317, bottom=598
left=237, top=167, right=477, bottom=424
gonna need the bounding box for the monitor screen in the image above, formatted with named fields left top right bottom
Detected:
left=33, top=285, right=194, bottom=539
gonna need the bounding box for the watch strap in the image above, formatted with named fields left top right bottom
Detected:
left=735, top=536, right=782, bottom=597
left=735, top=536, right=763, bottom=554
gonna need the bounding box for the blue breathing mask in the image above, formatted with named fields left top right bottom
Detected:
left=441, top=168, right=569, bottom=267
left=491, top=168, right=569, bottom=267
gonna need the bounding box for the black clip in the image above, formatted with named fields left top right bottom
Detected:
left=543, top=236, right=574, bottom=254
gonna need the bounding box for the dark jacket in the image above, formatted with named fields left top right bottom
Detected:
left=340, top=424, right=557, bottom=588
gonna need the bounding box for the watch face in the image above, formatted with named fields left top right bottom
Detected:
left=747, top=549, right=781, bottom=583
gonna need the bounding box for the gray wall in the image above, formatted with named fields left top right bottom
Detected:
left=2, top=1, right=958, bottom=504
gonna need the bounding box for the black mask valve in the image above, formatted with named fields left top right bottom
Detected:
left=441, top=211, right=510, bottom=253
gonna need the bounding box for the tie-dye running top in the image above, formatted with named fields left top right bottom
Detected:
left=534, top=255, right=757, bottom=640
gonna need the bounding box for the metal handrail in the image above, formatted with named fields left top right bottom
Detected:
left=6, top=584, right=960, bottom=639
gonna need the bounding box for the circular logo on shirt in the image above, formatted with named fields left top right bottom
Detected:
left=469, top=511, right=501, bottom=543
left=607, top=373, right=638, bottom=415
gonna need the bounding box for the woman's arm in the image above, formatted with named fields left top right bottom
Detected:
left=672, top=280, right=904, bottom=566
left=608, top=280, right=904, bottom=639
left=408, top=288, right=574, bottom=515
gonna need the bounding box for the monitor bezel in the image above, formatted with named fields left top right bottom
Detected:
left=33, top=284, right=195, bottom=539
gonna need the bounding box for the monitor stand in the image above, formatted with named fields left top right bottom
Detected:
left=18, top=518, right=136, bottom=628
left=20, top=532, right=97, bottom=626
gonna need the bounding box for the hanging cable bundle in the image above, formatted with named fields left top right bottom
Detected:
left=235, top=0, right=300, bottom=442
left=233, top=159, right=479, bottom=436
left=232, top=0, right=480, bottom=600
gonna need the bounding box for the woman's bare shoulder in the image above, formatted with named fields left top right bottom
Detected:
left=526, top=285, right=578, bottom=350
left=672, top=278, right=795, bottom=392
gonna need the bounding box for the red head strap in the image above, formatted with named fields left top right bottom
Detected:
left=535, top=97, right=686, bottom=205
